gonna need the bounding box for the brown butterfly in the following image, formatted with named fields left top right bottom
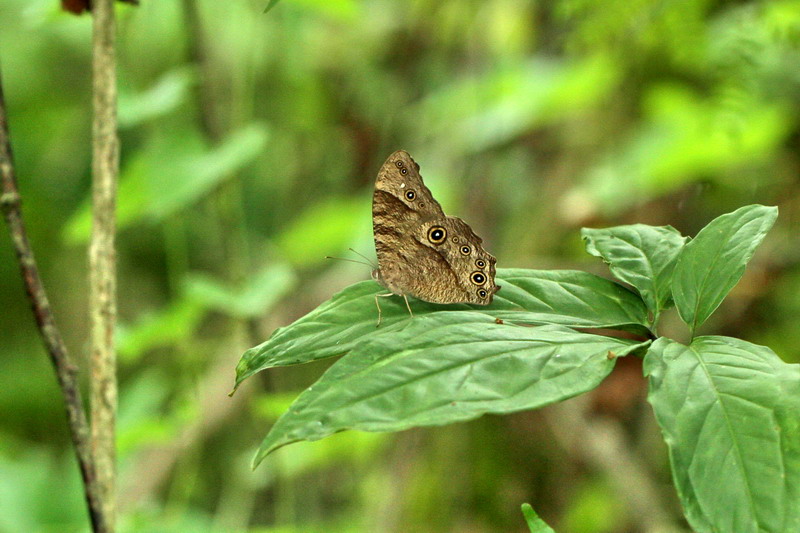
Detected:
left=371, top=150, right=499, bottom=324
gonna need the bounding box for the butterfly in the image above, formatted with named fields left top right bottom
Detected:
left=371, top=150, right=499, bottom=324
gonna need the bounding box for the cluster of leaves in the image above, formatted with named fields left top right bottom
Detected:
left=236, top=204, right=799, bottom=532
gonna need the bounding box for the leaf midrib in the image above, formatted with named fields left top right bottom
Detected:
left=305, top=335, right=625, bottom=417
left=689, top=343, right=759, bottom=526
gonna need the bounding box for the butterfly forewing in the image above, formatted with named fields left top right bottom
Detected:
left=372, top=150, right=498, bottom=305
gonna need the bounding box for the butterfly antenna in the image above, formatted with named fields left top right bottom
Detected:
left=348, top=248, right=377, bottom=269
left=325, top=256, right=374, bottom=268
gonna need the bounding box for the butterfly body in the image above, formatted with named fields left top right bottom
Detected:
left=372, top=150, right=499, bottom=306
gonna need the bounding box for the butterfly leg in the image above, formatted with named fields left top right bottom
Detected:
left=403, top=294, right=413, bottom=318
left=374, top=292, right=395, bottom=327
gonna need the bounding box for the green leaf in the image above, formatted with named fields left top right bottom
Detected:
left=117, top=298, right=205, bottom=361
left=183, top=263, right=296, bottom=319
left=253, top=312, right=649, bottom=464
left=582, top=224, right=687, bottom=322
left=147, top=124, right=269, bottom=220
left=415, top=55, right=619, bottom=153
left=495, top=269, right=648, bottom=330
left=522, top=503, right=556, bottom=533
left=118, top=67, right=195, bottom=128
left=263, top=0, right=281, bottom=13
left=234, top=269, right=648, bottom=387
left=644, top=337, right=800, bottom=533
left=672, top=204, right=777, bottom=334
left=63, top=124, right=269, bottom=244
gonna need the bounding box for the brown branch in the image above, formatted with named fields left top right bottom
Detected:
left=90, top=0, right=119, bottom=529
left=0, top=71, right=109, bottom=531
left=181, top=0, right=225, bottom=143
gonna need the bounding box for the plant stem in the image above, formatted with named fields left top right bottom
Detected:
left=90, top=0, right=120, bottom=529
left=0, top=70, right=110, bottom=532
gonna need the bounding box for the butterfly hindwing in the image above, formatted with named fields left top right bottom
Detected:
left=372, top=150, right=498, bottom=305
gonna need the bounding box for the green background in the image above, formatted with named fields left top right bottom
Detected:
left=1, top=0, right=799, bottom=531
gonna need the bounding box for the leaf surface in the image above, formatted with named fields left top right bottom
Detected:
left=255, top=311, right=649, bottom=464
left=582, top=224, right=686, bottom=320
left=671, top=205, right=777, bottom=334
left=235, top=269, right=648, bottom=386
left=644, top=336, right=800, bottom=533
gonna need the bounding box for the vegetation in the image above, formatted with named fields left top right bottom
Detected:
left=1, top=1, right=799, bottom=531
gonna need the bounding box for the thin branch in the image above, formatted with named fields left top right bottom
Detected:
left=90, top=0, right=120, bottom=529
left=0, top=70, right=109, bottom=531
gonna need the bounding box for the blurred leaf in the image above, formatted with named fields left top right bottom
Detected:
left=582, top=224, right=687, bottom=322
left=644, top=336, right=800, bottom=533
left=275, top=195, right=371, bottom=267
left=119, top=263, right=294, bottom=359
left=266, top=431, right=387, bottom=480
left=117, top=371, right=177, bottom=456
left=183, top=263, right=297, bottom=319
left=148, top=123, right=269, bottom=219
left=0, top=445, right=85, bottom=532
left=263, top=0, right=281, bottom=13
left=254, top=312, right=649, bottom=463
left=118, top=299, right=205, bottom=361
left=578, top=85, right=790, bottom=212
left=522, top=503, right=556, bottom=533
left=560, top=479, right=625, bottom=533
left=235, top=269, right=648, bottom=386
left=672, top=204, right=777, bottom=334
left=416, top=54, right=619, bottom=153
left=118, top=67, right=195, bottom=128
left=64, top=123, right=269, bottom=243
left=270, top=0, right=360, bottom=20
left=252, top=392, right=304, bottom=421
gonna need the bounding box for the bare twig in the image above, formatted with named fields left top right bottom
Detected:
left=90, top=0, right=120, bottom=528
left=0, top=71, right=109, bottom=531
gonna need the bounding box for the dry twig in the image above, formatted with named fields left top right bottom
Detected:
left=0, top=70, right=110, bottom=531
left=89, top=0, right=120, bottom=528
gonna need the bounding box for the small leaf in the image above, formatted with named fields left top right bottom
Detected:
left=644, top=336, right=800, bottom=533
left=253, top=312, right=649, bottom=464
left=234, top=269, right=648, bottom=387
left=582, top=224, right=687, bottom=321
left=63, top=124, right=269, bottom=243
left=118, top=299, right=205, bottom=361
left=522, top=503, right=556, bottom=533
left=263, top=0, right=281, bottom=13
left=672, top=204, right=777, bottom=334
left=183, top=263, right=296, bottom=319
left=148, top=124, right=269, bottom=219
left=118, top=67, right=195, bottom=128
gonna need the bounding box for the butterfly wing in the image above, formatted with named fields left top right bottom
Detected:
left=372, top=150, right=499, bottom=305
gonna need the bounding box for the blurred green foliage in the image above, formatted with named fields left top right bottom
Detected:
left=1, top=0, right=799, bottom=531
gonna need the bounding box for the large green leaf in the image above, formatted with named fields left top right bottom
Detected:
left=253, top=312, right=649, bottom=464
left=644, top=337, right=800, bottom=533
left=582, top=224, right=687, bottom=322
left=672, top=204, right=777, bottom=335
left=234, top=269, right=648, bottom=387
